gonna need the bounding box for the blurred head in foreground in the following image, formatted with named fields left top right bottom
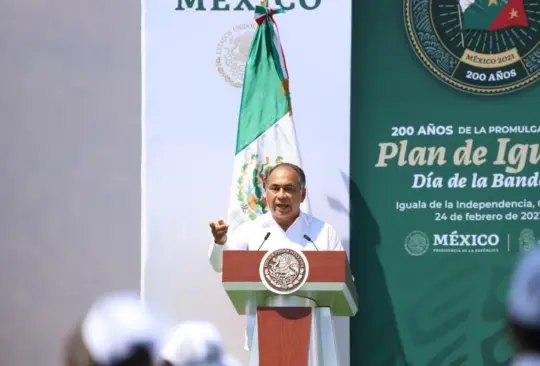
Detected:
left=158, top=321, right=241, bottom=366
left=507, top=246, right=540, bottom=362
left=64, top=292, right=165, bottom=366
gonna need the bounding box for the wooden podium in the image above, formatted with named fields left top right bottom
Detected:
left=222, top=249, right=358, bottom=366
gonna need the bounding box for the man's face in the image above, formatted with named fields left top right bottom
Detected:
left=265, top=166, right=306, bottom=224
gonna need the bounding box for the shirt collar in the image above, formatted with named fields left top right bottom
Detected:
left=260, top=211, right=310, bottom=230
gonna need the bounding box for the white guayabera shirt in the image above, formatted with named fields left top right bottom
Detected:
left=207, top=211, right=345, bottom=350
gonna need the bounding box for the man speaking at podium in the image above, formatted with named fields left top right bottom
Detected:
left=208, top=162, right=344, bottom=270
left=207, top=162, right=345, bottom=350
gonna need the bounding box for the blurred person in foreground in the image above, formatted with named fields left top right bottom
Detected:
left=508, top=246, right=540, bottom=365
left=158, top=321, right=241, bottom=366
left=64, top=292, right=166, bottom=366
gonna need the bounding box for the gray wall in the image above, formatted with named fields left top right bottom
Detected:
left=0, top=1, right=140, bottom=364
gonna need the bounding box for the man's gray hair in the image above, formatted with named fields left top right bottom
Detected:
left=264, top=162, right=306, bottom=189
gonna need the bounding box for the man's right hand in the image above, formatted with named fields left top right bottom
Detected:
left=209, top=220, right=228, bottom=245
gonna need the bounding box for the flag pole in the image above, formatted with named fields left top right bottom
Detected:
left=457, top=3, right=465, bottom=47
left=260, top=0, right=266, bottom=6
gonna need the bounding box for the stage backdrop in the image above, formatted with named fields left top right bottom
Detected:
left=141, top=0, right=351, bottom=364
left=350, top=0, right=540, bottom=365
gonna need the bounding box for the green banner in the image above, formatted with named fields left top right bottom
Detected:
left=350, top=0, right=540, bottom=365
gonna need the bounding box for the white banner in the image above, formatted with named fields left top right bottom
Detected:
left=142, top=1, right=351, bottom=364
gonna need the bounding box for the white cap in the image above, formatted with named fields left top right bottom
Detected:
left=508, top=246, right=540, bottom=327
left=160, top=321, right=240, bottom=366
left=81, top=292, right=166, bottom=364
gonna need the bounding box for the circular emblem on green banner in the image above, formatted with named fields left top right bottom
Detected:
left=519, top=228, right=536, bottom=252
left=404, top=0, right=540, bottom=95
left=404, top=230, right=430, bottom=256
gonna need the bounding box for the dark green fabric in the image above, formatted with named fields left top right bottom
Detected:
left=349, top=0, right=540, bottom=364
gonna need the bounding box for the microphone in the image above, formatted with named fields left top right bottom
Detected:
left=303, top=234, right=319, bottom=251
left=257, top=232, right=271, bottom=251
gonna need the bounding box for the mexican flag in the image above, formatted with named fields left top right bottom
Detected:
left=226, top=5, right=310, bottom=233
left=459, top=0, right=529, bottom=30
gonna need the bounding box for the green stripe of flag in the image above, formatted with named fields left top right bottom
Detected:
left=235, top=11, right=289, bottom=154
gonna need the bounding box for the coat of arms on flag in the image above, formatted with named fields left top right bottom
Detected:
left=404, top=0, right=540, bottom=95
left=236, top=154, right=283, bottom=220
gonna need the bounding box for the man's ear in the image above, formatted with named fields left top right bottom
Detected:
left=301, top=188, right=307, bottom=202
